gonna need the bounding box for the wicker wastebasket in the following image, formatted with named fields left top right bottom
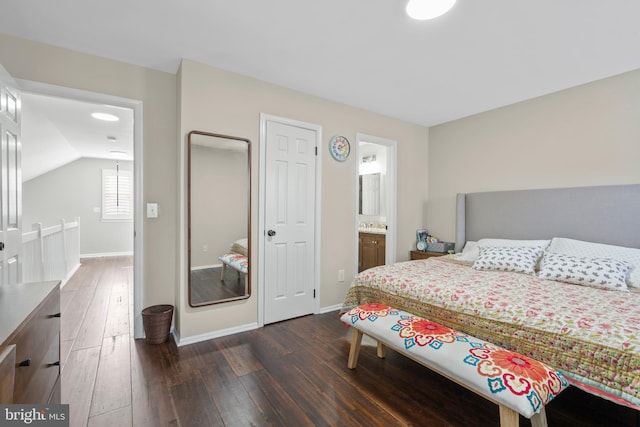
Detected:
left=141, top=304, right=174, bottom=344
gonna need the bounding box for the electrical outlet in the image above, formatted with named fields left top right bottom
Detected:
left=203, top=244, right=208, bottom=252
left=338, top=269, right=345, bottom=282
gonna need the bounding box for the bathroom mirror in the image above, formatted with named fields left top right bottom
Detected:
left=188, top=131, right=251, bottom=307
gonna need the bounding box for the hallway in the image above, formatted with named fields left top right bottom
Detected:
left=60, top=256, right=134, bottom=427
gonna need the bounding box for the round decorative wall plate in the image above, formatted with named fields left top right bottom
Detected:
left=329, top=135, right=350, bottom=162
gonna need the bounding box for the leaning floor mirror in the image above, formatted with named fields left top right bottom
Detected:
left=188, top=131, right=251, bottom=307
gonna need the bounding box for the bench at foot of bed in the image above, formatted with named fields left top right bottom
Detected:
left=340, top=304, right=569, bottom=427
left=218, top=252, right=248, bottom=285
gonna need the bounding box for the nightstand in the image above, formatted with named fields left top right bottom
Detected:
left=410, top=250, right=445, bottom=260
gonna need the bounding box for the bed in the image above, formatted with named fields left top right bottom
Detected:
left=341, top=184, right=640, bottom=410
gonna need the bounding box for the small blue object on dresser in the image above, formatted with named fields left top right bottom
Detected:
left=427, top=242, right=455, bottom=253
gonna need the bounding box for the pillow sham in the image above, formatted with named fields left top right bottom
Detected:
left=472, top=246, right=544, bottom=275
left=546, top=238, right=640, bottom=289
left=538, top=252, right=631, bottom=292
left=455, top=238, right=550, bottom=263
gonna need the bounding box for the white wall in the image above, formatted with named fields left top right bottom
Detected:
left=427, top=68, right=640, bottom=243
left=23, top=158, right=133, bottom=256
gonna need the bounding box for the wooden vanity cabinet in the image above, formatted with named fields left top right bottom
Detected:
left=0, top=281, right=61, bottom=404
left=359, top=232, right=386, bottom=272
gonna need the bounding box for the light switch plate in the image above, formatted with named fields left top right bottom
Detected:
left=146, top=203, right=158, bottom=218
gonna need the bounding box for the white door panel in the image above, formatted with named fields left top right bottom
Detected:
left=0, top=64, right=21, bottom=286
left=264, top=120, right=316, bottom=324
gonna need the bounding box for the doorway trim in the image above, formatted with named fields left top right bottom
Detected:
left=354, top=133, right=397, bottom=272
left=16, top=79, right=145, bottom=338
left=258, top=113, right=322, bottom=326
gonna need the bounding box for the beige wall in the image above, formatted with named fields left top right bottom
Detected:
left=0, top=34, right=177, bottom=309
left=178, top=59, right=428, bottom=340
left=427, top=68, right=640, bottom=243
left=190, top=143, right=248, bottom=268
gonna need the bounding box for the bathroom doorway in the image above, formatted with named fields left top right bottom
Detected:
left=354, top=133, right=397, bottom=273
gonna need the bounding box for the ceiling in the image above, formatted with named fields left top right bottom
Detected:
left=21, top=93, right=133, bottom=181
left=3, top=1, right=640, bottom=179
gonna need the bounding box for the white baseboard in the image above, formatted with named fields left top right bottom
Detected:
left=60, top=262, right=82, bottom=289
left=320, top=303, right=342, bottom=314
left=191, top=263, right=221, bottom=271
left=173, top=322, right=260, bottom=347
left=80, top=251, right=134, bottom=258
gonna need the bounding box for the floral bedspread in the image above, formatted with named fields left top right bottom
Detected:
left=340, top=257, right=640, bottom=409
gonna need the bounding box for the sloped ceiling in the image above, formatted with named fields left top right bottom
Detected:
left=21, top=93, right=133, bottom=182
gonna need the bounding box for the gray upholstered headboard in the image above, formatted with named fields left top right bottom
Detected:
left=455, top=184, right=640, bottom=252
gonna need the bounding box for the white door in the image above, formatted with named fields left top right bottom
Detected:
left=263, top=119, right=317, bottom=324
left=0, top=65, right=21, bottom=286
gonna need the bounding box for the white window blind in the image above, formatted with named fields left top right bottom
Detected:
left=102, top=167, right=133, bottom=221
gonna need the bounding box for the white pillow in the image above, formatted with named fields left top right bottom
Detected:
left=546, top=238, right=640, bottom=289
left=473, top=246, right=544, bottom=275
left=455, top=238, right=550, bottom=263
left=538, top=252, right=631, bottom=292
left=459, top=241, right=477, bottom=254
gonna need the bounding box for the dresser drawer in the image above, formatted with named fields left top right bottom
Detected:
left=15, top=334, right=60, bottom=404
left=10, top=287, right=60, bottom=404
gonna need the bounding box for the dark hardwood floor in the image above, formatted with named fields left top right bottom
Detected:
left=61, top=256, right=638, bottom=426
left=190, top=266, right=247, bottom=305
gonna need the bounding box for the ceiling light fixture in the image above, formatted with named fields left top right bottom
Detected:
left=109, top=150, right=127, bottom=158
left=107, top=136, right=117, bottom=142
left=406, top=0, right=456, bottom=20
left=92, top=112, right=119, bottom=122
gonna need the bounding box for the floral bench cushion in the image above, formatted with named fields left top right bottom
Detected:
left=340, top=303, right=569, bottom=419
left=218, top=252, right=248, bottom=274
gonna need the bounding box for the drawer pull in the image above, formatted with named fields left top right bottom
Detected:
left=48, top=361, right=61, bottom=367
left=18, top=358, right=31, bottom=367
left=51, top=313, right=61, bottom=318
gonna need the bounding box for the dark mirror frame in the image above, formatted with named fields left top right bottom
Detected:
left=188, top=130, right=251, bottom=307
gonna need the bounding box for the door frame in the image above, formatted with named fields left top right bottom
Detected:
left=16, top=79, right=145, bottom=338
left=354, top=133, right=397, bottom=271
left=258, top=113, right=322, bottom=327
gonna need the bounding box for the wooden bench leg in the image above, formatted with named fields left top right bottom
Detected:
left=530, top=407, right=547, bottom=427
left=499, top=405, right=519, bottom=427
left=377, top=341, right=385, bottom=359
left=347, top=329, right=363, bottom=369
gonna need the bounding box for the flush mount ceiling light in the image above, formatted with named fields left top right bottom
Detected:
left=406, top=0, right=456, bottom=20
left=91, top=112, right=119, bottom=122
left=109, top=150, right=127, bottom=158
left=106, top=136, right=117, bottom=142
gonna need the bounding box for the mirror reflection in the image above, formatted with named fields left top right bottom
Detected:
left=188, top=131, right=251, bottom=307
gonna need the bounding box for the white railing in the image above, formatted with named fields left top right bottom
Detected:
left=22, top=217, right=81, bottom=286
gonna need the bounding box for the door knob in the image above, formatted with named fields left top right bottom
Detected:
left=267, top=230, right=276, bottom=237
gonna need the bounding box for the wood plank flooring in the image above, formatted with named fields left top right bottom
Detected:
left=61, top=256, right=639, bottom=426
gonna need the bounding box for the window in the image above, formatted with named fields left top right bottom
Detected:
left=102, top=167, right=133, bottom=221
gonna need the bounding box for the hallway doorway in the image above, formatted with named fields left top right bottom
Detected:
left=18, top=79, right=144, bottom=338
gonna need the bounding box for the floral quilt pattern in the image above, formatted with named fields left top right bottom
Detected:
left=340, top=257, right=640, bottom=409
